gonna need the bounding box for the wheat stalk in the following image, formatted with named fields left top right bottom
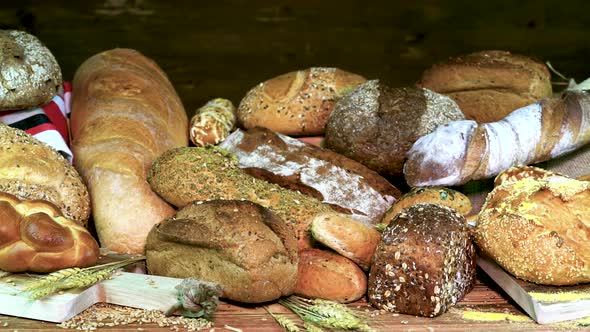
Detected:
left=21, top=267, right=82, bottom=292
left=303, top=321, right=324, bottom=332
left=263, top=306, right=301, bottom=332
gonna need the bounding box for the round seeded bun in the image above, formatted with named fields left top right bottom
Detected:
left=0, top=30, right=63, bottom=111
left=324, top=80, right=465, bottom=177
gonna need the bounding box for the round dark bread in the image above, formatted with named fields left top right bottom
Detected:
left=0, top=30, right=62, bottom=111
left=145, top=199, right=299, bottom=303
left=368, top=203, right=476, bottom=317
left=323, top=80, right=465, bottom=177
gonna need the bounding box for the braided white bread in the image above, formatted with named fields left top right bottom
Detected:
left=0, top=192, right=99, bottom=273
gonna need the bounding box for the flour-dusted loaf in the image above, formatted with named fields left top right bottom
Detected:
left=237, top=67, right=366, bottom=136
left=405, top=90, right=590, bottom=187
left=70, top=48, right=188, bottom=254
left=146, top=200, right=298, bottom=303
left=0, top=30, right=63, bottom=111
left=324, top=80, right=465, bottom=177
left=0, top=123, right=90, bottom=225
left=219, top=127, right=401, bottom=223
left=476, top=166, right=590, bottom=285
left=189, top=98, right=236, bottom=147
left=418, top=50, right=552, bottom=123
left=0, top=192, right=99, bottom=273
left=294, top=248, right=367, bottom=303
left=368, top=204, right=476, bottom=317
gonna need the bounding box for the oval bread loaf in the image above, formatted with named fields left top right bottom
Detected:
left=146, top=200, right=298, bottom=303
left=237, top=67, right=366, bottom=136
left=295, top=249, right=367, bottom=303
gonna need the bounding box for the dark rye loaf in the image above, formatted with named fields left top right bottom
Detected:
left=145, top=199, right=298, bottom=303
left=368, top=204, right=476, bottom=317
left=219, top=127, right=401, bottom=224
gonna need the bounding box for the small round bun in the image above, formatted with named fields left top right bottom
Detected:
left=324, top=80, right=465, bottom=177
left=237, top=67, right=366, bottom=136
left=0, top=30, right=63, bottom=111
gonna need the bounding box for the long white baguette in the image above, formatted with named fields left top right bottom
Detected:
left=404, top=90, right=590, bottom=187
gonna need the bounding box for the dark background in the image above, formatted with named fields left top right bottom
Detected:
left=2, top=0, right=589, bottom=115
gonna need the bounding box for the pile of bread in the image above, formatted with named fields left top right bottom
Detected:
left=1, top=29, right=589, bottom=319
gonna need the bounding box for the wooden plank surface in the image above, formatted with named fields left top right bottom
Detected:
left=0, top=270, right=588, bottom=331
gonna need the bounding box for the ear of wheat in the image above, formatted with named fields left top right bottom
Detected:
left=20, top=256, right=145, bottom=300
left=263, top=306, right=301, bottom=332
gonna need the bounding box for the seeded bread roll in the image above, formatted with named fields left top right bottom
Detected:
left=295, top=249, right=367, bottom=303
left=324, top=80, right=465, bottom=177
left=0, top=123, right=90, bottom=225
left=476, top=166, right=590, bottom=285
left=0, top=30, right=63, bottom=111
left=237, top=67, right=366, bottom=136
left=146, top=200, right=298, bottom=303
left=418, top=50, right=552, bottom=123
left=368, top=204, right=476, bottom=317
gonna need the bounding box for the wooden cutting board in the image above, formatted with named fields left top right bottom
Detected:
left=477, top=254, right=590, bottom=324
left=0, top=270, right=183, bottom=323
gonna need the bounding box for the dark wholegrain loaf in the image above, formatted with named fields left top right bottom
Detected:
left=368, top=204, right=476, bottom=317
left=324, top=80, right=465, bottom=177
left=145, top=199, right=298, bottom=303
left=219, top=127, right=401, bottom=224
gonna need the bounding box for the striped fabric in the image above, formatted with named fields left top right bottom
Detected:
left=0, top=82, right=73, bottom=163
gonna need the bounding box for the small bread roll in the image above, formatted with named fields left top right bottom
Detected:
left=418, top=50, right=552, bottom=123
left=324, top=80, right=465, bottom=177
left=237, top=67, right=366, bottom=136
left=0, top=30, right=62, bottom=111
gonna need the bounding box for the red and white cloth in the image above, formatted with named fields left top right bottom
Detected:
left=0, top=82, right=73, bottom=163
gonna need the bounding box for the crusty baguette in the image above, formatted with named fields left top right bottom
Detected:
left=404, top=90, right=590, bottom=187
left=70, top=48, right=188, bottom=254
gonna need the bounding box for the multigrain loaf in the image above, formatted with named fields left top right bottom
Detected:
left=476, top=166, right=590, bottom=285
left=237, top=67, right=366, bottom=136
left=145, top=200, right=298, bottom=303
left=147, top=146, right=345, bottom=249
left=70, top=48, right=188, bottom=254
left=368, top=204, right=476, bottom=317
left=294, top=248, right=367, bottom=303
left=0, top=123, right=90, bottom=225
left=0, top=30, right=63, bottom=111
left=324, top=80, right=465, bottom=177
left=418, top=50, right=552, bottom=123
left=219, top=127, right=401, bottom=224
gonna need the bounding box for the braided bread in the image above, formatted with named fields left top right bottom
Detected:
left=0, top=192, right=99, bottom=273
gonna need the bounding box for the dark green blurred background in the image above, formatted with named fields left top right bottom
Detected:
left=2, top=0, right=589, bottom=115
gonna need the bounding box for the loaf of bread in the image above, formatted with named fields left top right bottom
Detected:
left=0, top=30, right=62, bottom=111
left=70, top=48, right=188, bottom=254
left=310, top=212, right=380, bottom=271
left=219, top=127, right=401, bottom=223
left=147, top=146, right=349, bottom=249
left=324, top=80, right=465, bottom=177
left=146, top=200, right=298, bottom=303
left=295, top=249, right=367, bottom=303
left=418, top=50, right=552, bottom=123
left=237, top=67, right=366, bottom=136
left=382, top=186, right=472, bottom=223
left=368, top=204, right=476, bottom=317
left=0, top=192, right=99, bottom=273
left=0, top=123, right=90, bottom=225
left=404, top=90, right=590, bottom=187
left=476, top=166, right=590, bottom=285
left=189, top=98, right=236, bottom=147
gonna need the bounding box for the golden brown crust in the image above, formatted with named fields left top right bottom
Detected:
left=236, top=67, right=366, bottom=136
left=294, top=248, right=367, bottom=303
left=145, top=200, right=298, bottom=303
left=0, top=124, right=90, bottom=225
left=0, top=30, right=63, bottom=111
left=476, top=167, right=590, bottom=285
left=419, top=50, right=552, bottom=123
left=70, top=48, right=188, bottom=254
left=0, top=192, right=99, bottom=273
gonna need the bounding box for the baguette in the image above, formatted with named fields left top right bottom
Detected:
left=404, top=90, right=590, bottom=187
left=70, top=48, right=188, bottom=254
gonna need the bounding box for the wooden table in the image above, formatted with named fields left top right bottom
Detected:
left=0, top=270, right=587, bottom=332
